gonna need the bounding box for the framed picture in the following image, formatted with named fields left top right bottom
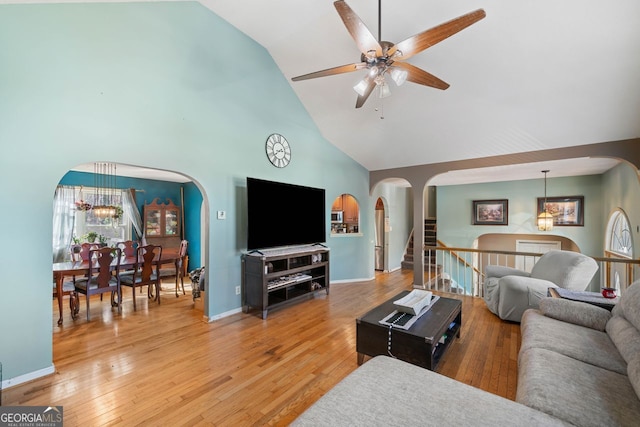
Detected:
left=537, top=196, right=584, bottom=226
left=472, top=199, right=508, bottom=225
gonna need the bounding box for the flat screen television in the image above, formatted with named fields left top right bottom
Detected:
left=247, top=177, right=326, bottom=250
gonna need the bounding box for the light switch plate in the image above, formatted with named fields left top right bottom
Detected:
left=217, top=210, right=226, bottom=220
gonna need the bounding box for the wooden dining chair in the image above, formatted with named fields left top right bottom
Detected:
left=80, top=243, right=99, bottom=261
left=119, top=244, right=162, bottom=311
left=73, top=247, right=122, bottom=321
left=116, top=240, right=138, bottom=258
left=52, top=278, right=79, bottom=320
left=159, top=239, right=189, bottom=297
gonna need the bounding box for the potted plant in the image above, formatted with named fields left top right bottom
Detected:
left=84, top=232, right=98, bottom=243
left=98, top=234, right=109, bottom=247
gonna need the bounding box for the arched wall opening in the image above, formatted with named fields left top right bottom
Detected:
left=370, top=178, right=413, bottom=274
left=52, top=162, right=209, bottom=327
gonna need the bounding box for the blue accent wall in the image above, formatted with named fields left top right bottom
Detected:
left=58, top=171, right=203, bottom=270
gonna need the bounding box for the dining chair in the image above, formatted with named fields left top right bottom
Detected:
left=119, top=244, right=162, bottom=311
left=76, top=242, right=99, bottom=261
left=52, top=278, right=79, bottom=320
left=159, top=239, right=189, bottom=297
left=116, top=240, right=138, bottom=258
left=73, top=247, right=122, bottom=321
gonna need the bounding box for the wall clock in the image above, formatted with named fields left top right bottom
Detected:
left=265, top=133, right=291, bottom=168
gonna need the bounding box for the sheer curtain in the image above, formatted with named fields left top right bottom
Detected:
left=52, top=186, right=76, bottom=263
left=122, top=189, right=143, bottom=241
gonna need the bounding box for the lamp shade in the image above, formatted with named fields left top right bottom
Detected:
left=537, top=212, right=554, bottom=231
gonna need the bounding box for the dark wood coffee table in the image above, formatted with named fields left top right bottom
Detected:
left=356, top=290, right=462, bottom=371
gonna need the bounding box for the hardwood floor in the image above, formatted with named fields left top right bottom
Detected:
left=5, top=269, right=520, bottom=426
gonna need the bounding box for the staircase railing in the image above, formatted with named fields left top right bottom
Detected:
left=422, top=245, right=640, bottom=298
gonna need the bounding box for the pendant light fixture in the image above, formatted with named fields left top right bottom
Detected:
left=93, top=162, right=118, bottom=219
left=537, top=169, right=553, bottom=231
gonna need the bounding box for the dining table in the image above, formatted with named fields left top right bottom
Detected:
left=52, top=248, right=183, bottom=325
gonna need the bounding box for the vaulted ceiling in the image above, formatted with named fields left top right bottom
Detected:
left=200, top=0, right=640, bottom=174
left=9, top=0, right=640, bottom=183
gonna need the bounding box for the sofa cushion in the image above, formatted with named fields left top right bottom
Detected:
left=607, top=314, right=640, bottom=365
left=539, top=297, right=611, bottom=331
left=619, top=280, right=640, bottom=331
left=521, top=309, right=627, bottom=374
left=517, top=347, right=640, bottom=427
left=293, top=356, right=571, bottom=426
left=628, top=354, right=640, bottom=402
left=530, top=250, right=597, bottom=291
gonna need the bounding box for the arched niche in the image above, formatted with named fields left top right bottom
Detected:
left=330, top=193, right=360, bottom=234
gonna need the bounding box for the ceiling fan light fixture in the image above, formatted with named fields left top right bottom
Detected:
left=353, top=78, right=370, bottom=96
left=390, top=68, right=408, bottom=86
left=378, top=82, right=391, bottom=98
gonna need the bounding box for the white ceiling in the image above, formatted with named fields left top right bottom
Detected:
left=199, top=0, right=640, bottom=172
left=8, top=0, right=638, bottom=185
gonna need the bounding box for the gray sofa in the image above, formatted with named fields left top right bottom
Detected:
left=484, top=250, right=598, bottom=322
left=294, top=280, right=640, bottom=426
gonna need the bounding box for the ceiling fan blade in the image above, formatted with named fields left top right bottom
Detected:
left=355, top=78, right=376, bottom=108
left=391, top=62, right=450, bottom=90
left=334, top=0, right=383, bottom=57
left=291, top=62, right=367, bottom=81
left=389, top=9, right=486, bottom=60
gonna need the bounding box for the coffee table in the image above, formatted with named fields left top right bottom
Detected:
left=356, top=290, right=462, bottom=371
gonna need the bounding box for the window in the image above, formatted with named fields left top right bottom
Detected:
left=74, top=186, right=132, bottom=245
left=605, top=209, right=633, bottom=290
left=607, top=209, right=633, bottom=258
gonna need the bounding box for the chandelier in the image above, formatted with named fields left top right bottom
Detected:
left=537, top=170, right=553, bottom=231
left=93, top=162, right=118, bottom=219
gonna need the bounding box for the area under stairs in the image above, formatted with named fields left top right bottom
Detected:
left=401, top=219, right=463, bottom=293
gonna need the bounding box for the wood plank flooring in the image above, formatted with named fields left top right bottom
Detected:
left=5, top=269, right=520, bottom=426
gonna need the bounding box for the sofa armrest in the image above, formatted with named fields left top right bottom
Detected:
left=495, top=275, right=555, bottom=322
left=486, top=265, right=531, bottom=279
left=539, top=297, right=611, bottom=331
left=293, top=356, right=568, bottom=426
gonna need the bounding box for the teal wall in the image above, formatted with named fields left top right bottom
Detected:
left=436, top=175, right=605, bottom=256
left=0, top=3, right=371, bottom=384
left=58, top=171, right=203, bottom=270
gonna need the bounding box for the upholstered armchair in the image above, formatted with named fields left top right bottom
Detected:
left=483, top=250, right=598, bottom=322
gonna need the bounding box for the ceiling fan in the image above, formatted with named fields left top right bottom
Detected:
left=291, top=0, right=486, bottom=108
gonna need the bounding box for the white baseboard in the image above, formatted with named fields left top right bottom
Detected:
left=2, top=364, right=55, bottom=390
left=205, top=307, right=243, bottom=322
left=330, top=276, right=375, bottom=284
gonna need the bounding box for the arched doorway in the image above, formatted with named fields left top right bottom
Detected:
left=374, top=197, right=387, bottom=271
left=52, top=162, right=208, bottom=325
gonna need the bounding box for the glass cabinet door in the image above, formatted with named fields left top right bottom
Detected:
left=165, top=208, right=179, bottom=236
left=145, top=209, right=162, bottom=236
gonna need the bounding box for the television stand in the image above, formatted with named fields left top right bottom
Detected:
left=242, top=247, right=330, bottom=319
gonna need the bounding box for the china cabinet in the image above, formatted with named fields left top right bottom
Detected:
left=144, top=198, right=181, bottom=239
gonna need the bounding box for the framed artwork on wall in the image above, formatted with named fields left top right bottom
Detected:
left=472, top=199, right=508, bottom=225
left=537, top=196, right=584, bottom=226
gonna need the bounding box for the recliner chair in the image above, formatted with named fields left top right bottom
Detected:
left=483, top=250, right=598, bottom=322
